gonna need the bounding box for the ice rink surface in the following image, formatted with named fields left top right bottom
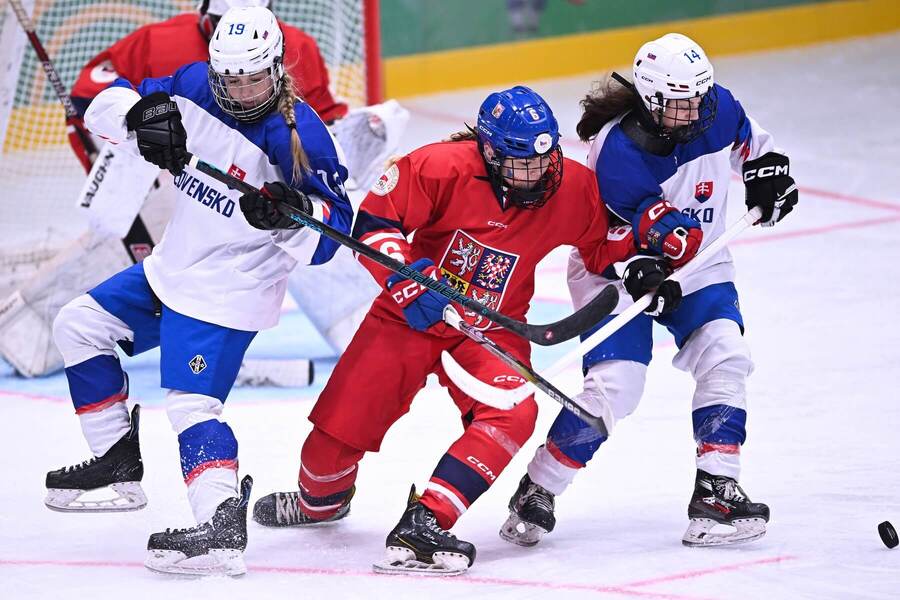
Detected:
left=2, top=32, right=900, bottom=599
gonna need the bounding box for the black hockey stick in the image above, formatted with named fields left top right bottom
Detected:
left=187, top=152, right=619, bottom=346
left=443, top=307, right=609, bottom=434
left=9, top=0, right=154, bottom=263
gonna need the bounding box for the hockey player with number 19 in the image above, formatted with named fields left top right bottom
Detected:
left=44, top=7, right=352, bottom=576
left=502, top=33, right=798, bottom=549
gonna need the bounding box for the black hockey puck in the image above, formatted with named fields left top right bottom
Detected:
left=878, top=521, right=898, bottom=549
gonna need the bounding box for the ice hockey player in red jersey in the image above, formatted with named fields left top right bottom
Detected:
left=252, top=85, right=634, bottom=575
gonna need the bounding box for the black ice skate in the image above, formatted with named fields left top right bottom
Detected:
left=44, top=403, right=146, bottom=512
left=145, top=475, right=253, bottom=577
left=252, top=486, right=353, bottom=527
left=499, top=474, right=556, bottom=547
left=682, top=469, right=770, bottom=547
left=373, top=485, right=476, bottom=577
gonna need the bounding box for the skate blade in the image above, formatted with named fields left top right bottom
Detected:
left=682, top=517, right=767, bottom=547
left=145, top=548, right=246, bottom=577
left=372, top=546, right=469, bottom=577
left=45, top=482, right=147, bottom=513
left=499, top=511, right=548, bottom=547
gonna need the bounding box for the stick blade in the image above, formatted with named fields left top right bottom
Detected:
left=529, top=284, right=618, bottom=346
left=440, top=351, right=532, bottom=409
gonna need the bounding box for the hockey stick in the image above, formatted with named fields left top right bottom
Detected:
left=8, top=0, right=154, bottom=263
left=442, top=306, right=609, bottom=434
left=441, top=206, right=766, bottom=410
left=187, top=152, right=620, bottom=346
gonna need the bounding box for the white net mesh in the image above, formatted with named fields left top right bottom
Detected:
left=0, top=0, right=371, bottom=285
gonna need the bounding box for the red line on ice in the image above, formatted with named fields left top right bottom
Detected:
left=0, top=554, right=796, bottom=598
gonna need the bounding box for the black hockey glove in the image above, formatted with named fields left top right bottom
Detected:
left=622, top=257, right=682, bottom=317
left=125, top=92, right=188, bottom=175
left=240, top=181, right=313, bottom=230
left=742, top=152, right=798, bottom=227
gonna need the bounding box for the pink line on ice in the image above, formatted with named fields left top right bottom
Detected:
left=0, top=554, right=796, bottom=598
left=620, top=555, right=798, bottom=588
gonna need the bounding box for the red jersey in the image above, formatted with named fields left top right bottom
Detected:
left=352, top=140, right=633, bottom=331
left=71, top=13, right=348, bottom=123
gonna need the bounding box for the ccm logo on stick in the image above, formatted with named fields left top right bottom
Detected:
left=493, top=374, right=527, bottom=384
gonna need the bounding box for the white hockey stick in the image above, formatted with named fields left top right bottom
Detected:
left=440, top=206, right=764, bottom=409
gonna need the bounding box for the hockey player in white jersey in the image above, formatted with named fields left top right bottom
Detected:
left=501, top=33, right=798, bottom=548
left=0, top=0, right=401, bottom=382
left=43, top=7, right=353, bottom=576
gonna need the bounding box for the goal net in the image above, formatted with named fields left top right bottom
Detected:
left=0, top=0, right=380, bottom=293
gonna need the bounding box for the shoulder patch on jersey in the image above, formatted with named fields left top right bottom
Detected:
left=371, top=163, right=400, bottom=196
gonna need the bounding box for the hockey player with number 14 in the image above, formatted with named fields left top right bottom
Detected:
left=502, top=33, right=799, bottom=549
left=44, top=7, right=352, bottom=576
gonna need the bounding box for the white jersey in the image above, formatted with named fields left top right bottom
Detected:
left=85, top=62, right=353, bottom=331
left=569, top=84, right=777, bottom=312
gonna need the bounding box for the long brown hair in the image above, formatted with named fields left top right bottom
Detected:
left=576, top=75, right=636, bottom=142
left=276, top=72, right=311, bottom=183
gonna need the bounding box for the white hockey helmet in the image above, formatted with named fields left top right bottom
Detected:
left=198, top=0, right=271, bottom=39
left=208, top=6, right=285, bottom=122
left=632, top=33, right=717, bottom=141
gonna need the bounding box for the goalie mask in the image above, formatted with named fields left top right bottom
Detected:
left=476, top=85, right=563, bottom=210
left=632, top=33, right=717, bottom=144
left=208, top=6, right=284, bottom=122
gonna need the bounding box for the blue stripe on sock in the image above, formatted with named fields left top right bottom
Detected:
left=692, top=404, right=747, bottom=445
left=177, top=419, right=238, bottom=479
left=65, top=354, right=125, bottom=410
left=431, top=454, right=490, bottom=505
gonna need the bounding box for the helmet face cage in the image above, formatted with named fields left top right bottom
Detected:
left=208, top=61, right=283, bottom=122
left=643, top=85, right=718, bottom=143
left=476, top=86, right=563, bottom=210
left=481, top=140, right=563, bottom=209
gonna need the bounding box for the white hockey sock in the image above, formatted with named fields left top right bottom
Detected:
left=697, top=450, right=741, bottom=481
left=527, top=444, right=580, bottom=497
left=187, top=467, right=239, bottom=524
left=78, top=400, right=130, bottom=457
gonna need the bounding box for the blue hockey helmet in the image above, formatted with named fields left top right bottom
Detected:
left=475, top=85, right=563, bottom=209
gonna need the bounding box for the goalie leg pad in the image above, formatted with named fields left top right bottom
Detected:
left=0, top=232, right=132, bottom=377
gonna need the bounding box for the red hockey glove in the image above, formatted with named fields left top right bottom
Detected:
left=631, top=198, right=703, bottom=267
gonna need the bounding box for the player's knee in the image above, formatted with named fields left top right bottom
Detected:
left=675, top=319, right=753, bottom=381
left=683, top=321, right=753, bottom=411
left=584, top=360, right=647, bottom=421
left=52, top=295, right=92, bottom=349
left=165, top=390, right=223, bottom=435
left=474, top=396, right=538, bottom=451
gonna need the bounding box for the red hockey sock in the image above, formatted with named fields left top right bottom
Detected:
left=421, top=401, right=537, bottom=529
left=298, top=427, right=365, bottom=521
